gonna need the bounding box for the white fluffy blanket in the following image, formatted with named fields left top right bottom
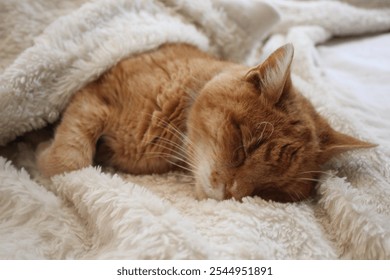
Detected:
left=1, top=0, right=390, bottom=259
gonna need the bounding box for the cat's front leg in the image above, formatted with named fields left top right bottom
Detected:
left=36, top=135, right=95, bottom=178
left=36, top=89, right=109, bottom=177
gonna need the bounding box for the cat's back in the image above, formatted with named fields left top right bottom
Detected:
left=87, top=44, right=214, bottom=106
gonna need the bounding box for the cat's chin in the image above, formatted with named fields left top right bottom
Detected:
left=194, top=181, right=225, bottom=201
left=194, top=183, right=209, bottom=201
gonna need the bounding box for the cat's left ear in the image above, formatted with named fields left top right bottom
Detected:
left=245, top=43, right=294, bottom=105
left=317, top=126, right=377, bottom=164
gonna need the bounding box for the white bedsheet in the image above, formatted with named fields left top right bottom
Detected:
left=318, top=33, right=390, bottom=149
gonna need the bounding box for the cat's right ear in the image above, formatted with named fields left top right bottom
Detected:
left=245, top=44, right=294, bottom=105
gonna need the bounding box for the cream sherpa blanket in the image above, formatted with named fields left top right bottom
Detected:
left=1, top=0, right=390, bottom=259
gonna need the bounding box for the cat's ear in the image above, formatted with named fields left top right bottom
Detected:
left=317, top=126, right=377, bottom=164
left=245, top=43, right=294, bottom=105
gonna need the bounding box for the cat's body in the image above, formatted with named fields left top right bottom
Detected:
left=37, top=43, right=374, bottom=202
left=38, top=44, right=235, bottom=175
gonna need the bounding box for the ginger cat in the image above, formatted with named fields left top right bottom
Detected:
left=37, top=43, right=374, bottom=202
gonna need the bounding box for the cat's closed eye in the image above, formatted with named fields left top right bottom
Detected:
left=245, top=137, right=265, bottom=155
left=230, top=146, right=246, bottom=168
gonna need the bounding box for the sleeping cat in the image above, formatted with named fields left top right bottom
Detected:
left=36, top=43, right=374, bottom=202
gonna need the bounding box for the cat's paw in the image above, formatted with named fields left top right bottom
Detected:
left=36, top=140, right=57, bottom=178
left=36, top=140, right=94, bottom=177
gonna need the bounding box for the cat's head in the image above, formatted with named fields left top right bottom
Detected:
left=187, top=44, right=375, bottom=202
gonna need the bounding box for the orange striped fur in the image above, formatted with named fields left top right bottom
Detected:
left=37, top=43, right=374, bottom=202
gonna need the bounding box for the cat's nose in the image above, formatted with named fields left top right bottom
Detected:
left=226, top=180, right=254, bottom=201
left=225, top=181, right=240, bottom=200
left=224, top=189, right=244, bottom=202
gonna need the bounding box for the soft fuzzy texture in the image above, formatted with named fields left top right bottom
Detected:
left=1, top=0, right=390, bottom=259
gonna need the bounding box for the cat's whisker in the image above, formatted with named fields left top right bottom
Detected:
left=146, top=142, right=199, bottom=171
left=175, top=171, right=195, bottom=180
left=143, top=149, right=186, bottom=165
left=165, top=159, right=194, bottom=174
left=175, top=173, right=196, bottom=179
left=149, top=115, right=203, bottom=164
left=294, top=177, right=324, bottom=183
left=151, top=115, right=184, bottom=137
left=151, top=137, right=188, bottom=157
left=291, top=189, right=306, bottom=201
left=298, top=170, right=333, bottom=176
left=145, top=139, right=195, bottom=168
left=140, top=115, right=199, bottom=164
left=142, top=151, right=195, bottom=173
